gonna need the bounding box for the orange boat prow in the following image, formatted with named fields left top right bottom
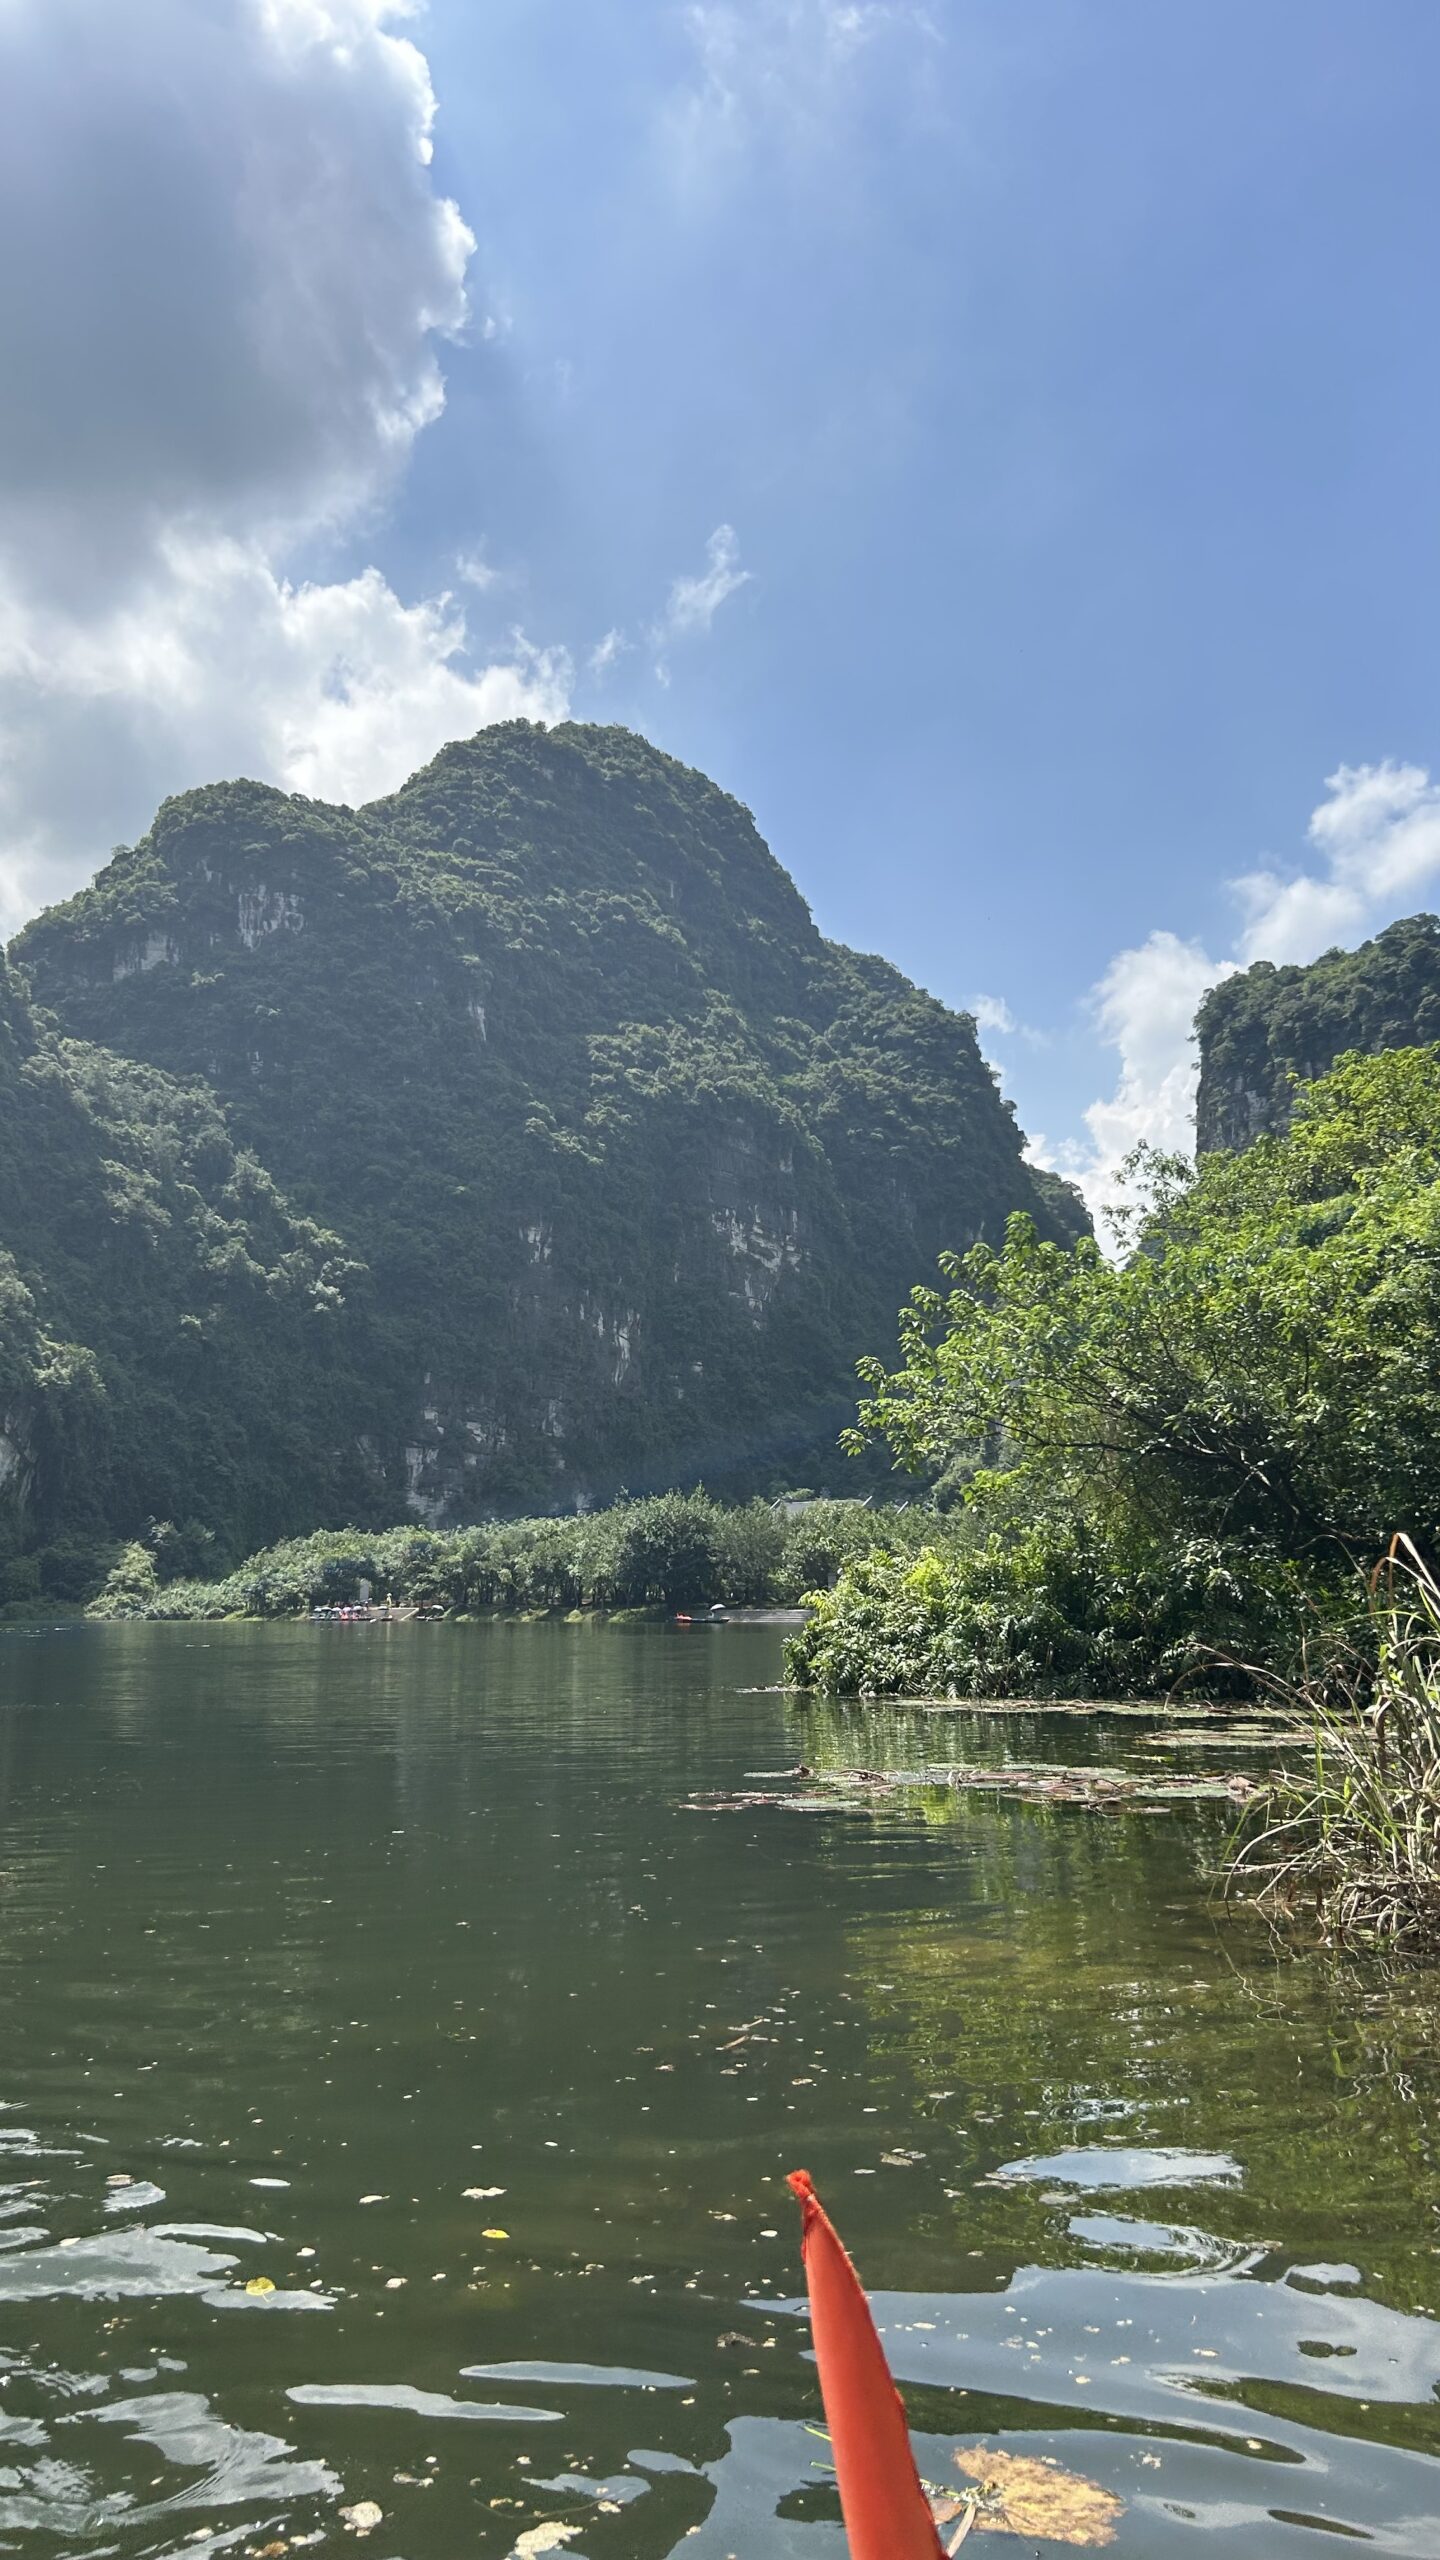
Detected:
left=788, top=2168, right=945, bottom=2559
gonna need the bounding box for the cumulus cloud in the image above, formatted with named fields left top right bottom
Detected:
left=0, top=535, right=571, bottom=930
left=1233, top=761, right=1440, bottom=964
left=1045, top=931, right=1235, bottom=1232
left=0, top=0, right=469, bottom=602
left=1063, top=760, right=1440, bottom=1236
left=0, top=0, right=568, bottom=924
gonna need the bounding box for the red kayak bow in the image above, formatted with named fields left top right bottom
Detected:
left=788, top=2169, right=945, bottom=2560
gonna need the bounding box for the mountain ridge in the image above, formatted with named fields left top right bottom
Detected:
left=5, top=721, right=1085, bottom=1578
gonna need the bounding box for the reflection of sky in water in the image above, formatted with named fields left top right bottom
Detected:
left=93, top=2391, right=338, bottom=2506
left=0, top=2224, right=239, bottom=2302
left=290, top=2381, right=563, bottom=2421
left=0, top=2369, right=337, bottom=2545
left=694, top=2409, right=1440, bottom=2559
left=996, top=2144, right=1244, bottom=2188
left=1065, top=2209, right=1257, bottom=2266
left=462, top=2360, right=695, bottom=2390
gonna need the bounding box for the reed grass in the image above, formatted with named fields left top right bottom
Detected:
left=1227, top=1536, right=1440, bottom=1951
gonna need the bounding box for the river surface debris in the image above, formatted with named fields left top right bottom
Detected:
left=930, top=2446, right=1124, bottom=2546
left=683, top=1759, right=1266, bottom=1816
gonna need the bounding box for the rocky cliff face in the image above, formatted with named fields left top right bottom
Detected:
left=10, top=722, right=1086, bottom=1544
left=1195, top=915, right=1440, bottom=1154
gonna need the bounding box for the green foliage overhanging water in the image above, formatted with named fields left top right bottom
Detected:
left=789, top=1047, right=1440, bottom=1703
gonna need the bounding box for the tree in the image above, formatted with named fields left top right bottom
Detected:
left=848, top=1048, right=1440, bottom=1571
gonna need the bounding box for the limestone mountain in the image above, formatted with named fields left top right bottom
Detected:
left=9, top=722, right=1084, bottom=1565
left=1195, top=914, right=1440, bottom=1153
left=0, top=948, right=371, bottom=1596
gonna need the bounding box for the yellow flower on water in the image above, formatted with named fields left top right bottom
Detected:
left=481, top=2226, right=509, bottom=2240
left=244, top=2275, right=277, bottom=2296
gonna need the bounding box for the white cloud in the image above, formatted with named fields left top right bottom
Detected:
left=652, top=525, right=751, bottom=675
left=0, top=537, right=570, bottom=932
left=0, top=0, right=469, bottom=603
left=971, top=993, right=1016, bottom=1037
left=455, top=547, right=506, bottom=593
left=588, top=627, right=630, bottom=679
left=0, top=0, right=571, bottom=926
left=970, top=991, right=1048, bottom=1048
left=1065, top=759, right=1440, bottom=1237
left=1060, top=933, right=1234, bottom=1234
left=588, top=533, right=753, bottom=692
left=1233, top=761, right=1440, bottom=964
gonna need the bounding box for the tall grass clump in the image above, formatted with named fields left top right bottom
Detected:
left=1228, top=1535, right=1440, bottom=1952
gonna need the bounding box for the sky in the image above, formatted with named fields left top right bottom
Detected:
left=1, top=0, right=1438, bottom=1220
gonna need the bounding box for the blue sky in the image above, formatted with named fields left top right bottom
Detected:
left=1, top=1, right=1438, bottom=1210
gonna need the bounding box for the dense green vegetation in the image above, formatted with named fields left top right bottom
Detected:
left=1196, top=912, right=1440, bottom=1152
left=789, top=1048, right=1440, bottom=1699
left=0, top=952, right=376, bottom=1611
left=90, top=1491, right=929, bottom=1621
left=4, top=721, right=1082, bottom=1593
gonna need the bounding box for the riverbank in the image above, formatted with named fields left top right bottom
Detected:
left=87, top=1492, right=931, bottom=1623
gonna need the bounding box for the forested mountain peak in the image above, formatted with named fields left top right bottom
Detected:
left=21, top=729, right=851, bottom=1102
left=5, top=724, right=1084, bottom=1580
left=1195, top=914, right=1440, bottom=1152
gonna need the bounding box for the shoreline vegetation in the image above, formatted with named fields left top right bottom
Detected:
left=1226, top=1537, right=1440, bottom=1953
left=790, top=1049, right=1440, bottom=1709
left=84, top=1491, right=932, bottom=1624
left=784, top=1046, right=1440, bottom=1948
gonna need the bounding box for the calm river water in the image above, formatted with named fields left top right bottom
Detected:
left=2, top=1622, right=1440, bottom=2557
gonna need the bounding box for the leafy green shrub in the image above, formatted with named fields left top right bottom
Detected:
left=91, top=1542, right=160, bottom=1617
left=849, top=1048, right=1440, bottom=1567
left=146, top=1519, right=218, bottom=1583
left=786, top=1521, right=1325, bottom=1699
left=773, top=1499, right=925, bottom=1600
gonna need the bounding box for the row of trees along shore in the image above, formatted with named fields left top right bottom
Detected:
left=89, top=1492, right=931, bottom=1621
